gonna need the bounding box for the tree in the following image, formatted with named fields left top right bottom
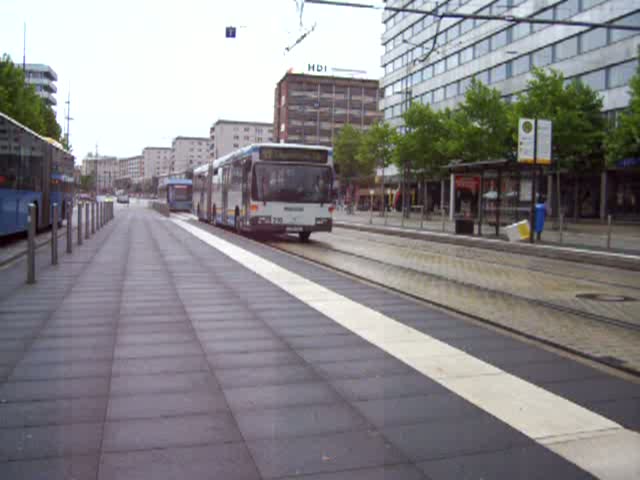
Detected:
left=0, top=54, right=63, bottom=141
left=606, top=53, right=640, bottom=166
left=454, top=79, right=514, bottom=163
left=395, top=103, right=455, bottom=216
left=512, top=68, right=605, bottom=218
left=333, top=124, right=363, bottom=209
left=357, top=122, right=396, bottom=213
left=80, top=174, right=95, bottom=192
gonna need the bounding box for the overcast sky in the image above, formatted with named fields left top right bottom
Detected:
left=1, top=0, right=385, bottom=163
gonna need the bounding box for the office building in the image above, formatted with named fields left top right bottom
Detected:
left=81, top=154, right=118, bottom=192
left=118, top=155, right=143, bottom=181
left=142, top=147, right=171, bottom=179
left=170, top=136, right=211, bottom=172
left=273, top=72, right=382, bottom=146
left=210, top=120, right=273, bottom=159
left=381, top=0, right=638, bottom=123
left=19, top=64, right=58, bottom=107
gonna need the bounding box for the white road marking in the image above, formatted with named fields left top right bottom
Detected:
left=173, top=218, right=640, bottom=479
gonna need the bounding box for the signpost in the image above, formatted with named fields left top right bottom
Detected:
left=518, top=118, right=552, bottom=243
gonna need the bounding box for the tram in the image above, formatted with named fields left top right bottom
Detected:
left=0, top=112, right=74, bottom=236
left=193, top=143, right=334, bottom=242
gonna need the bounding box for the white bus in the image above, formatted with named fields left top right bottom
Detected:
left=193, top=143, right=334, bottom=241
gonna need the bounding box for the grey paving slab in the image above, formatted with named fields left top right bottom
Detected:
left=0, top=422, right=103, bottom=460
left=503, top=360, right=609, bottom=384
left=111, top=355, right=209, bottom=376
left=0, top=454, right=99, bottom=480
left=235, top=402, right=369, bottom=440
left=382, top=413, right=532, bottom=462
left=247, top=429, right=408, bottom=479
left=225, top=382, right=341, bottom=411
left=10, top=359, right=112, bottom=380
left=109, top=371, right=219, bottom=396
left=202, top=338, right=290, bottom=355
left=208, top=350, right=303, bottom=369
left=332, top=373, right=450, bottom=402
left=102, top=412, right=242, bottom=452
left=273, top=324, right=353, bottom=338
left=98, top=443, right=261, bottom=480
left=31, top=335, right=114, bottom=350
left=113, top=342, right=202, bottom=359
left=40, top=325, right=115, bottom=337
left=117, top=322, right=192, bottom=335
left=314, top=358, right=414, bottom=380
left=418, top=445, right=595, bottom=479
left=19, top=346, right=114, bottom=364
left=0, top=396, right=108, bottom=428
left=115, top=332, right=196, bottom=345
left=353, top=394, right=484, bottom=429
left=278, top=464, right=428, bottom=480
left=107, top=390, right=229, bottom=420
left=197, top=328, right=275, bottom=341
left=216, top=364, right=320, bottom=388
left=0, top=377, right=109, bottom=402
left=542, top=376, right=640, bottom=403
left=285, top=334, right=373, bottom=350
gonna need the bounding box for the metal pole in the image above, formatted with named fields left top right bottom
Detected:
left=559, top=212, right=564, bottom=244
left=607, top=214, right=612, bottom=250
left=85, top=201, right=90, bottom=239
left=91, top=202, right=95, bottom=234
left=77, top=202, right=83, bottom=245
left=52, top=203, right=58, bottom=265
left=66, top=201, right=72, bottom=254
left=27, top=203, right=36, bottom=284
left=442, top=207, right=446, bottom=232
left=420, top=205, right=424, bottom=230
left=369, top=193, right=373, bottom=224
left=529, top=119, right=538, bottom=244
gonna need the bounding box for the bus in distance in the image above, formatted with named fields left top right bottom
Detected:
left=158, top=177, right=193, bottom=212
left=193, top=143, right=334, bottom=242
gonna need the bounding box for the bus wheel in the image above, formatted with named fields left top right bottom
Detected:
left=299, top=232, right=311, bottom=243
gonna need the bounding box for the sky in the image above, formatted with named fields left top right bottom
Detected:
left=0, top=0, right=385, bottom=163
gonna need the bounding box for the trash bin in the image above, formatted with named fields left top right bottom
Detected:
left=535, top=203, right=546, bottom=235
left=455, top=218, right=474, bottom=235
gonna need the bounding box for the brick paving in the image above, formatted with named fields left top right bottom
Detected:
left=0, top=206, right=638, bottom=479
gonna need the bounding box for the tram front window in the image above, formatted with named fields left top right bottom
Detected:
left=253, top=163, right=332, bottom=203
left=171, top=185, right=192, bottom=201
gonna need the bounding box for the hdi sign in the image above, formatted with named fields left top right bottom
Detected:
left=307, top=64, right=328, bottom=74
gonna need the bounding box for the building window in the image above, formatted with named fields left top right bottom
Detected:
left=433, top=87, right=444, bottom=103
left=446, top=24, right=460, bottom=43
left=233, top=135, right=239, bottom=140
left=412, top=70, right=422, bottom=85
left=554, top=36, right=578, bottom=61
left=608, top=60, right=638, bottom=89
left=460, top=19, right=473, bottom=35
left=244, top=127, right=250, bottom=132
left=532, top=7, right=554, bottom=33
left=474, top=38, right=490, bottom=58
left=445, top=82, right=458, bottom=99
left=459, top=77, right=472, bottom=95
left=580, top=69, right=606, bottom=91
left=491, top=29, right=509, bottom=50
left=532, top=46, right=553, bottom=68
left=460, top=46, right=473, bottom=64
left=491, top=63, right=507, bottom=83
left=580, top=28, right=607, bottom=53
left=554, top=0, right=579, bottom=20
left=422, top=91, right=433, bottom=105
left=610, top=12, right=640, bottom=43
left=511, top=54, right=530, bottom=76
left=244, top=136, right=250, bottom=140
left=422, top=64, right=433, bottom=80
left=446, top=53, right=459, bottom=70
left=581, top=0, right=606, bottom=9
left=233, top=143, right=239, bottom=148
left=434, top=59, right=445, bottom=76
left=475, top=69, right=489, bottom=85
left=511, top=22, right=530, bottom=42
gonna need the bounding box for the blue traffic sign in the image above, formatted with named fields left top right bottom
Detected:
left=225, top=26, right=236, bottom=38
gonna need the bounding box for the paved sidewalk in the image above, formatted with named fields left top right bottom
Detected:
left=0, top=206, right=638, bottom=479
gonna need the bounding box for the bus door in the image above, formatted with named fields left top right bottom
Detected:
left=198, top=175, right=206, bottom=218
left=222, top=167, right=229, bottom=225
left=206, top=165, right=213, bottom=222
left=241, top=159, right=251, bottom=225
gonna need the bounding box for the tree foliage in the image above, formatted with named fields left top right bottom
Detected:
left=512, top=68, right=605, bottom=172
left=606, top=54, right=640, bottom=166
left=333, top=124, right=364, bottom=182
left=0, top=54, right=62, bottom=141
left=454, top=79, right=514, bottom=163
left=80, top=174, right=95, bottom=192
left=357, top=121, right=396, bottom=176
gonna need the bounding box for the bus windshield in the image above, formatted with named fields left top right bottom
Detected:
left=170, top=185, right=192, bottom=201
left=253, top=163, right=332, bottom=204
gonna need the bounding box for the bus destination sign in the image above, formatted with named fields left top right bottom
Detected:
left=259, top=147, right=328, bottom=164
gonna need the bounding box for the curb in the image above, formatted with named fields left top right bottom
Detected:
left=334, top=221, right=640, bottom=272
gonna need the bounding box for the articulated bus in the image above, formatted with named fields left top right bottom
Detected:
left=158, top=177, right=193, bottom=211
left=0, top=112, right=75, bottom=237
left=193, top=143, right=334, bottom=242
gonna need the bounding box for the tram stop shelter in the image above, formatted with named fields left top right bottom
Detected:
left=446, top=159, right=548, bottom=238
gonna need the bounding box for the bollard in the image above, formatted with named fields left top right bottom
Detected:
left=52, top=203, right=58, bottom=265
left=442, top=207, right=446, bottom=233
left=85, top=202, right=90, bottom=239
left=607, top=214, right=612, bottom=250
left=27, top=203, right=36, bottom=284
left=559, top=213, right=564, bottom=244
left=66, top=202, right=72, bottom=254
left=99, top=202, right=103, bottom=228
left=77, top=202, right=83, bottom=245
left=420, top=206, right=424, bottom=230
left=401, top=208, right=405, bottom=228
left=91, top=202, right=95, bottom=234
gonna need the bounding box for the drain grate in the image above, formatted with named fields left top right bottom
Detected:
left=576, top=293, right=636, bottom=302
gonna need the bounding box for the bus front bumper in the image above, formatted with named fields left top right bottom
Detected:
left=248, top=218, right=332, bottom=233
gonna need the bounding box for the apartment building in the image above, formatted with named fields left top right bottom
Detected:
left=19, top=63, right=58, bottom=107
left=81, top=154, right=118, bottom=191
left=118, top=155, right=144, bottom=181
left=209, top=120, right=274, bottom=159
left=142, top=147, right=172, bottom=179
left=170, top=136, right=211, bottom=172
